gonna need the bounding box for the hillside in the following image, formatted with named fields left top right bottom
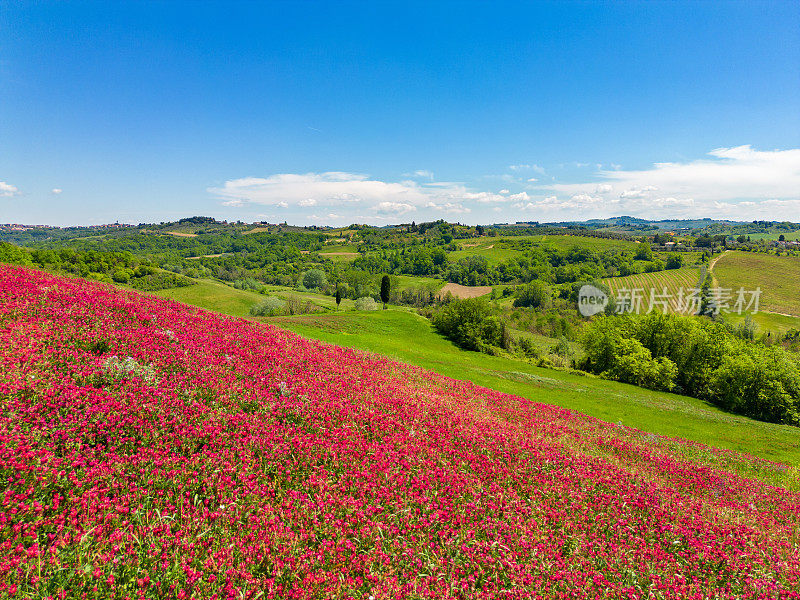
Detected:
left=274, top=310, right=800, bottom=465
left=713, top=251, right=800, bottom=317
left=2, top=264, right=800, bottom=598
left=602, top=267, right=701, bottom=312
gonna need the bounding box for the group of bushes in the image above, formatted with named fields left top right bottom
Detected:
left=432, top=298, right=512, bottom=354
left=431, top=297, right=576, bottom=368
left=579, top=313, right=800, bottom=425
left=250, top=297, right=316, bottom=317
left=250, top=294, right=380, bottom=318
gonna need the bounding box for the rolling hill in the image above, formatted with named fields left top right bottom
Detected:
left=712, top=251, right=800, bottom=317
left=2, top=264, right=800, bottom=598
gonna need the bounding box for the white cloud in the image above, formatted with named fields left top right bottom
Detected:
left=0, top=181, right=19, bottom=197
left=407, top=169, right=434, bottom=180
left=507, top=191, right=530, bottom=202
left=509, top=164, right=546, bottom=174
left=540, top=146, right=800, bottom=219
left=51, top=188, right=63, bottom=195
left=208, top=147, right=800, bottom=224
left=376, top=201, right=416, bottom=215
left=210, top=172, right=430, bottom=210
left=619, top=185, right=658, bottom=199
left=210, top=171, right=508, bottom=222
left=463, top=191, right=509, bottom=203
left=527, top=177, right=538, bottom=183
left=425, top=201, right=470, bottom=214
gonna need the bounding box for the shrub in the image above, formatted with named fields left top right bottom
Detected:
left=513, top=280, right=552, bottom=309
left=514, top=336, right=541, bottom=359
left=635, top=243, right=653, bottom=260
left=354, top=296, right=379, bottom=311
left=233, top=277, right=263, bottom=292
left=665, top=254, right=684, bottom=269
left=551, top=336, right=573, bottom=358
left=112, top=269, right=131, bottom=283
left=606, top=338, right=677, bottom=391
left=432, top=298, right=509, bottom=353
left=127, top=271, right=194, bottom=291
left=250, top=296, right=286, bottom=317
left=301, top=269, right=328, bottom=291
left=284, top=298, right=315, bottom=315
left=708, top=348, right=800, bottom=424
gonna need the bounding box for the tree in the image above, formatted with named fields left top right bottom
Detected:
left=380, top=275, right=390, bottom=309
left=665, top=254, right=683, bottom=269
left=476, top=225, right=485, bottom=236
left=779, top=234, right=786, bottom=241
left=301, top=268, right=327, bottom=290
left=512, top=280, right=552, bottom=309
left=433, top=298, right=504, bottom=352
left=335, top=286, right=342, bottom=309
left=635, top=243, right=653, bottom=260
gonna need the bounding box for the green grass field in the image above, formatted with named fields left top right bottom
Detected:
left=745, top=230, right=800, bottom=241
left=449, top=238, right=523, bottom=264
left=152, top=278, right=267, bottom=317
left=511, top=327, right=583, bottom=358
left=271, top=309, right=800, bottom=465
left=723, top=311, right=800, bottom=336
left=391, top=274, right=445, bottom=291
left=319, top=243, right=358, bottom=253
left=528, top=234, right=640, bottom=252
left=713, top=251, right=800, bottom=316
left=153, top=278, right=352, bottom=316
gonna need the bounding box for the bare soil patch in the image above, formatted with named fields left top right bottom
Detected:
left=164, top=231, right=198, bottom=237
left=439, top=283, right=492, bottom=299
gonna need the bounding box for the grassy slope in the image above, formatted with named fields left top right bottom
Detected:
left=149, top=273, right=800, bottom=464
left=713, top=251, right=800, bottom=316
left=746, top=230, right=800, bottom=241
left=393, top=274, right=445, bottom=291
left=152, top=278, right=346, bottom=316
left=449, top=234, right=691, bottom=266
left=272, top=309, right=800, bottom=465
left=152, top=278, right=266, bottom=317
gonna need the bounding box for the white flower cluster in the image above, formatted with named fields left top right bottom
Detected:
left=102, top=355, right=159, bottom=385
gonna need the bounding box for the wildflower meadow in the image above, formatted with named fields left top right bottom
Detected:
left=1, top=265, right=798, bottom=599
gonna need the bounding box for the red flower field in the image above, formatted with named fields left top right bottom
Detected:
left=1, top=264, right=798, bottom=599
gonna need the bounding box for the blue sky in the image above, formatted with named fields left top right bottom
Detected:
left=2, top=1, right=799, bottom=226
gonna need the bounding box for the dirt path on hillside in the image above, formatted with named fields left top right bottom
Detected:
left=708, top=250, right=729, bottom=272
